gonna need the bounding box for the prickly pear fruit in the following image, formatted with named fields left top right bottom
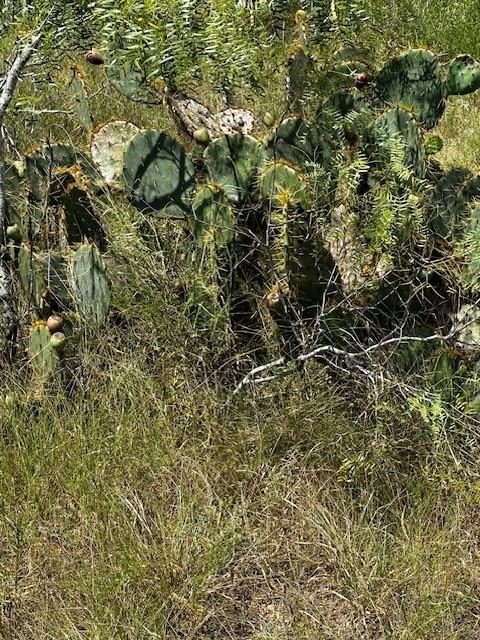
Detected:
left=47, top=314, right=64, bottom=334
left=263, top=112, right=275, bottom=127
left=193, top=128, right=210, bottom=145
left=6, top=224, right=22, bottom=241
left=50, top=332, right=66, bottom=352
left=85, top=50, right=104, bottom=65
left=355, top=73, right=369, bottom=88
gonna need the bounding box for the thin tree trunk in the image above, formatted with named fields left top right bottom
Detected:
left=0, top=33, right=41, bottom=360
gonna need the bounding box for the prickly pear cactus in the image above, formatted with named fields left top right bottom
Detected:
left=68, top=65, right=93, bottom=131
left=374, top=49, right=446, bottom=130
left=90, top=121, right=139, bottom=189
left=190, top=185, right=236, bottom=247
left=25, top=144, right=100, bottom=202
left=446, top=55, right=480, bottom=96
left=18, top=245, right=71, bottom=312
left=60, top=177, right=107, bottom=249
left=267, top=117, right=334, bottom=170
left=106, top=57, right=159, bottom=104
left=429, top=170, right=480, bottom=240
left=204, top=134, right=261, bottom=204
left=373, top=107, right=425, bottom=179
left=72, top=244, right=110, bottom=327
left=123, top=130, right=195, bottom=217
left=288, top=45, right=311, bottom=113
left=28, top=322, right=61, bottom=382
left=259, top=162, right=310, bottom=210
left=428, top=168, right=471, bottom=240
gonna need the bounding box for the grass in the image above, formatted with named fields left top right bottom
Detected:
left=1, top=3, right=480, bottom=638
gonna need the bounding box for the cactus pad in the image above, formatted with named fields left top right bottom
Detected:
left=18, top=245, right=71, bottom=312
left=266, top=117, right=333, bottom=171
left=25, top=144, right=100, bottom=202
left=374, top=49, right=446, bottom=130
left=91, top=121, right=140, bottom=189
left=72, top=244, right=110, bottom=327
left=106, top=58, right=159, bottom=104
left=446, top=55, right=480, bottom=96
left=190, top=186, right=236, bottom=247
left=28, top=323, right=61, bottom=381
left=373, top=107, right=425, bottom=179
left=123, top=130, right=195, bottom=217
left=259, top=162, right=310, bottom=210
left=428, top=168, right=471, bottom=239
left=204, top=134, right=261, bottom=204
left=68, top=66, right=93, bottom=131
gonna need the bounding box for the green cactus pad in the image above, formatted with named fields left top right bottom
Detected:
left=18, top=245, right=71, bottom=311
left=259, top=162, right=310, bottom=210
left=91, top=121, right=140, bottom=189
left=68, top=66, right=93, bottom=131
left=25, top=144, right=101, bottom=202
left=374, top=49, right=446, bottom=130
left=123, top=130, right=195, bottom=217
left=373, top=107, right=425, bottom=179
left=5, top=163, right=26, bottom=229
left=446, top=55, right=480, bottom=96
left=190, top=186, right=236, bottom=247
left=60, top=177, right=107, bottom=249
left=288, top=46, right=311, bottom=112
left=72, top=244, right=111, bottom=327
left=106, top=58, right=160, bottom=104
left=28, top=323, right=61, bottom=381
left=428, top=168, right=471, bottom=239
left=204, top=134, right=261, bottom=204
left=267, top=117, right=334, bottom=171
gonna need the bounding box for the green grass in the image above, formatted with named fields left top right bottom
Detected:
left=1, top=3, right=480, bottom=638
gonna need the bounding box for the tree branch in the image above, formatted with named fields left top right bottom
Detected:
left=0, top=31, right=43, bottom=359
